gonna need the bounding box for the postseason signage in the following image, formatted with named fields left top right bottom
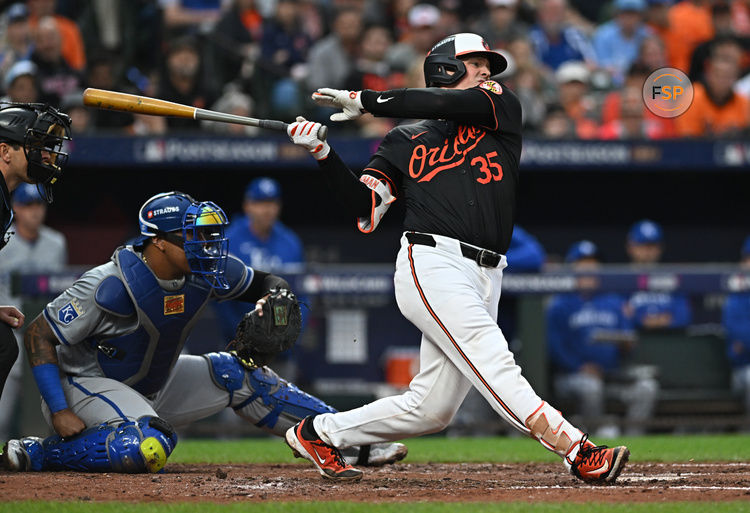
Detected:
left=68, top=136, right=733, bottom=170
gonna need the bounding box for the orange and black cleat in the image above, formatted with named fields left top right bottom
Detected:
left=570, top=434, right=630, bottom=484
left=286, top=416, right=363, bottom=481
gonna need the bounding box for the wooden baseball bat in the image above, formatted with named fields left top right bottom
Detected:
left=82, top=88, right=328, bottom=140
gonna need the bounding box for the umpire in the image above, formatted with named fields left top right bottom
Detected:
left=285, top=33, right=629, bottom=484
left=0, top=103, right=71, bottom=402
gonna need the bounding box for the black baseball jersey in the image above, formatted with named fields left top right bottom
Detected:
left=365, top=82, right=522, bottom=254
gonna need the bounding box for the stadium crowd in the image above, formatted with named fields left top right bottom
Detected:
left=0, top=0, right=748, bottom=139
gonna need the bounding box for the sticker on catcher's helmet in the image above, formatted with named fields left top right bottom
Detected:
left=479, top=81, right=502, bottom=95
left=164, top=294, right=185, bottom=315
left=58, top=300, right=83, bottom=325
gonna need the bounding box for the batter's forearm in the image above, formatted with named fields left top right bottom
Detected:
left=318, top=148, right=373, bottom=218
left=24, top=314, right=60, bottom=367
left=361, top=88, right=492, bottom=125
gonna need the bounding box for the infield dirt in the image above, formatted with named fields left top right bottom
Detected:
left=2, top=462, right=750, bottom=503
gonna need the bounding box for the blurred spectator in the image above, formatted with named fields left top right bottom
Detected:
left=592, top=0, right=652, bottom=86
left=540, top=102, right=577, bottom=138
left=547, top=240, right=659, bottom=436
left=505, top=225, right=546, bottom=272
left=215, top=177, right=304, bottom=340
left=344, top=24, right=403, bottom=136
left=637, top=33, right=669, bottom=70
left=387, top=3, right=443, bottom=73
left=666, top=0, right=715, bottom=72
left=1, top=60, right=39, bottom=103
left=27, top=0, right=87, bottom=71
left=471, top=0, right=529, bottom=50
left=599, top=82, right=675, bottom=139
left=732, top=0, right=750, bottom=36
left=0, top=3, right=33, bottom=81
left=159, top=0, right=225, bottom=36
left=675, top=52, right=750, bottom=137
left=721, top=235, right=750, bottom=417
left=528, top=0, right=596, bottom=71
left=209, top=0, right=263, bottom=87
left=156, top=35, right=218, bottom=132
left=84, top=50, right=136, bottom=132
left=260, top=0, right=313, bottom=119
left=60, top=90, right=93, bottom=135
left=688, top=3, right=745, bottom=83
left=506, top=36, right=556, bottom=128
left=554, top=60, right=599, bottom=139
left=0, top=183, right=67, bottom=442
left=201, top=86, right=259, bottom=135
left=624, top=220, right=692, bottom=329
left=643, top=0, right=680, bottom=69
left=306, top=6, right=363, bottom=90
left=30, top=16, right=82, bottom=106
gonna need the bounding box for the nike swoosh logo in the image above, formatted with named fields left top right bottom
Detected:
left=377, top=95, right=394, bottom=103
left=312, top=448, right=327, bottom=465
left=411, top=131, right=428, bottom=140
left=586, top=460, right=610, bottom=476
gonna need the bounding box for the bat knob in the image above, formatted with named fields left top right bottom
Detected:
left=317, top=125, right=328, bottom=141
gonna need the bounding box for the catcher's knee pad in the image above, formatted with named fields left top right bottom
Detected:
left=205, top=351, right=246, bottom=405
left=233, top=366, right=336, bottom=432
left=42, top=416, right=177, bottom=473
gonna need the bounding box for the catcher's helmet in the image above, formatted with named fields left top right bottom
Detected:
left=137, top=191, right=230, bottom=290
left=423, top=33, right=507, bottom=87
left=0, top=103, right=72, bottom=203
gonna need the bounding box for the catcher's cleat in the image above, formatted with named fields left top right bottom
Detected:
left=285, top=416, right=363, bottom=481
left=343, top=442, right=409, bottom=467
left=570, top=434, right=630, bottom=484
left=2, top=437, right=43, bottom=471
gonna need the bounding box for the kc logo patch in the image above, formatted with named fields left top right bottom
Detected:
left=164, top=294, right=185, bottom=315
left=479, top=80, right=502, bottom=95
left=58, top=300, right=83, bottom=325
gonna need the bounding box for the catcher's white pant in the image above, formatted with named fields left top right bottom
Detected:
left=41, top=355, right=300, bottom=434
left=314, top=233, right=585, bottom=462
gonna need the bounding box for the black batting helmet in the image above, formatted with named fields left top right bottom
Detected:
left=423, top=33, right=508, bottom=87
left=0, top=103, right=72, bottom=203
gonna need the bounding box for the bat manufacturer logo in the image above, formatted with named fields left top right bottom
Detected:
left=376, top=95, right=394, bottom=103
left=58, top=300, right=83, bottom=325
left=164, top=294, right=185, bottom=315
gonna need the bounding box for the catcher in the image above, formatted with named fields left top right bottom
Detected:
left=2, top=191, right=406, bottom=473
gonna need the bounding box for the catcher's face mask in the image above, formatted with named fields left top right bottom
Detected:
left=24, top=106, right=72, bottom=203
left=181, top=201, right=230, bottom=290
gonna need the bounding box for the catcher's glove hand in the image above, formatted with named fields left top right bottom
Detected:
left=229, top=288, right=302, bottom=369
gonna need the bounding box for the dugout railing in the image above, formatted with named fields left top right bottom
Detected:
left=6, top=263, right=748, bottom=438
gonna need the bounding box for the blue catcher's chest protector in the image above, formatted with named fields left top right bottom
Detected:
left=94, top=248, right=212, bottom=396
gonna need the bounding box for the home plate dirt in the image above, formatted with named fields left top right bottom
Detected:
left=2, top=462, right=750, bottom=503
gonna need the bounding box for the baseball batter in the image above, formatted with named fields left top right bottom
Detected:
left=285, top=33, right=630, bottom=483
left=0, top=104, right=71, bottom=405
left=1, top=192, right=406, bottom=472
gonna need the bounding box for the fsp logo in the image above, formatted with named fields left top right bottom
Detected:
left=642, top=67, right=694, bottom=118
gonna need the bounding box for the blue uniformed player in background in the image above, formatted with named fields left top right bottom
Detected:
left=722, top=236, right=750, bottom=417
left=625, top=220, right=692, bottom=330
left=216, top=177, right=305, bottom=342
left=547, top=240, right=658, bottom=436
left=1, top=191, right=405, bottom=473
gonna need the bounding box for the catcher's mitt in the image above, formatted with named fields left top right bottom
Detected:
left=229, top=288, right=302, bottom=368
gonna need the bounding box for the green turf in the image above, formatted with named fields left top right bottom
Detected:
left=2, top=502, right=750, bottom=513
left=168, top=433, right=750, bottom=464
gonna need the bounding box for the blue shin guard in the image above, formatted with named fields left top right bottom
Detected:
left=36, top=416, right=177, bottom=473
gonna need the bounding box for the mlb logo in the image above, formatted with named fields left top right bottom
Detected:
left=58, top=301, right=81, bottom=325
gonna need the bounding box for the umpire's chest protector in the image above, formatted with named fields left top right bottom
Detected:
left=94, top=248, right=212, bottom=397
